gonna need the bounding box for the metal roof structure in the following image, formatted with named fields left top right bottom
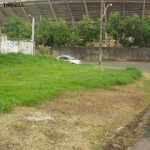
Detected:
left=0, top=0, right=150, bottom=26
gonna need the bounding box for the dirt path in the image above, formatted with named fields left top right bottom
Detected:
left=0, top=74, right=149, bottom=150
left=131, top=73, right=150, bottom=150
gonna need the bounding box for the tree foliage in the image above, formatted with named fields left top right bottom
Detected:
left=105, top=12, right=123, bottom=46
left=123, top=14, right=150, bottom=47
left=68, top=23, right=81, bottom=46
left=3, top=13, right=150, bottom=47
left=2, top=14, right=31, bottom=40
left=36, top=18, right=55, bottom=46
left=36, top=16, right=99, bottom=47
left=105, top=12, right=150, bottom=47
left=75, top=16, right=99, bottom=46
left=36, top=18, right=69, bottom=46
left=53, top=19, right=69, bottom=46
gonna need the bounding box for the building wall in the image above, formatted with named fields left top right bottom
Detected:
left=50, top=46, right=150, bottom=62
left=0, top=34, right=35, bottom=55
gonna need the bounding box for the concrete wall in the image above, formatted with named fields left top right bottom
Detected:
left=0, top=34, right=35, bottom=55
left=50, top=46, right=150, bottom=62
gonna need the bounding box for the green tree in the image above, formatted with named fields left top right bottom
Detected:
left=144, top=17, right=150, bottom=47
left=36, top=18, right=69, bottom=46
left=105, top=12, right=123, bottom=46
left=105, top=12, right=150, bottom=47
left=2, top=14, right=31, bottom=39
left=74, top=16, right=99, bottom=46
left=68, top=23, right=82, bottom=46
left=123, top=14, right=150, bottom=47
left=36, top=18, right=55, bottom=46
left=53, top=19, right=69, bottom=46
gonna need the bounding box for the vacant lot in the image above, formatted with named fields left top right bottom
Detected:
left=0, top=53, right=149, bottom=150
left=0, top=77, right=148, bottom=150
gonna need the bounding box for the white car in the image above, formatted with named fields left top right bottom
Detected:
left=57, top=55, right=82, bottom=64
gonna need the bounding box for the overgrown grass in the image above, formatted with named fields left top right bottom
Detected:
left=0, top=53, right=142, bottom=113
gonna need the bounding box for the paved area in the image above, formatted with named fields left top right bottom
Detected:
left=132, top=111, right=150, bottom=150
left=84, top=61, right=150, bottom=71
left=133, top=138, right=150, bottom=150
left=102, top=61, right=150, bottom=71
left=132, top=129, right=150, bottom=150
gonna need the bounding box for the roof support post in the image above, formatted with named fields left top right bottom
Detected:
left=142, top=0, right=146, bottom=18
left=123, top=0, right=125, bottom=19
left=48, top=0, right=57, bottom=21
left=9, top=8, right=14, bottom=14
left=66, top=0, right=74, bottom=24
left=83, top=0, right=89, bottom=17
left=21, top=7, right=30, bottom=22
left=34, top=2, right=42, bottom=21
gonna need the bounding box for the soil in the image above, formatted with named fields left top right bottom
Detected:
left=0, top=74, right=150, bottom=150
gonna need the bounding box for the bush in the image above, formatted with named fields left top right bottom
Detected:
left=37, top=44, right=50, bottom=55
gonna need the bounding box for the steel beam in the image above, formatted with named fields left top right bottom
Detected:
left=9, top=7, right=14, bottom=14
left=123, top=0, right=125, bottom=19
left=66, top=0, right=74, bottom=24
left=83, top=0, right=89, bottom=17
left=34, top=2, right=42, bottom=21
left=48, top=0, right=57, bottom=21
left=142, top=0, right=146, bottom=18
left=21, top=7, right=30, bottom=22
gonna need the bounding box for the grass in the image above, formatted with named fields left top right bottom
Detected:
left=0, top=53, right=142, bottom=113
left=143, top=73, right=150, bottom=104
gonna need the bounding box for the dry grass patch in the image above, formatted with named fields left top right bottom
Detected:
left=0, top=76, right=149, bottom=150
left=41, top=82, right=147, bottom=149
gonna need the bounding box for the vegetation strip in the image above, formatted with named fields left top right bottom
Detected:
left=0, top=53, right=142, bottom=113
left=2, top=13, right=150, bottom=47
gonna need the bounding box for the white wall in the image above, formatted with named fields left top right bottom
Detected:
left=0, top=34, right=35, bottom=55
left=19, top=41, right=35, bottom=55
